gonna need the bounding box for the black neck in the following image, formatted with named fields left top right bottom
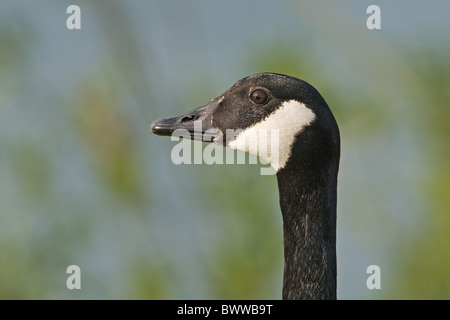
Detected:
left=276, top=159, right=338, bottom=300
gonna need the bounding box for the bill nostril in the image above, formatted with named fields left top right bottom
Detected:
left=180, top=114, right=197, bottom=122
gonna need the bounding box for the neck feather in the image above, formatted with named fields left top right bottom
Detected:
left=276, top=160, right=338, bottom=300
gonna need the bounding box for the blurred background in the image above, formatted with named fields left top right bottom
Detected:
left=0, top=0, right=449, bottom=299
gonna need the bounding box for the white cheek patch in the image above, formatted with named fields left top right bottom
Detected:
left=226, top=100, right=316, bottom=172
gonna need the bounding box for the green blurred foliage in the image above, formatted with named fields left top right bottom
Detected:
left=199, top=162, right=282, bottom=299
left=72, top=76, right=146, bottom=206
left=387, top=50, right=450, bottom=299
left=128, top=260, right=172, bottom=299
left=0, top=24, right=30, bottom=117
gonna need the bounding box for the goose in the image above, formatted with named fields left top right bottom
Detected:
left=149, top=72, right=340, bottom=300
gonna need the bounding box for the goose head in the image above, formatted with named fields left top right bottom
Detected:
left=150, top=72, right=340, bottom=299
left=150, top=73, right=339, bottom=174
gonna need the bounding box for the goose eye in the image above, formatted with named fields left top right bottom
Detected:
left=249, top=89, right=269, bottom=105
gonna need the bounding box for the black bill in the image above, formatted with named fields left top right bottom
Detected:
left=150, top=100, right=222, bottom=142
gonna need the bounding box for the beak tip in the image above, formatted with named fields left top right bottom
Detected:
left=149, top=119, right=161, bottom=134
left=149, top=119, right=175, bottom=136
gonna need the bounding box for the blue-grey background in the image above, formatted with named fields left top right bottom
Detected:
left=1, top=0, right=449, bottom=299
